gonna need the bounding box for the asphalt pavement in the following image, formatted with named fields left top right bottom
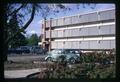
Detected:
left=7, top=54, right=47, bottom=62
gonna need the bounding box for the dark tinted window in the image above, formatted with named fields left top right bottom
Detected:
left=51, top=49, right=64, bottom=54
left=64, top=50, right=74, bottom=54
left=65, top=49, right=80, bottom=54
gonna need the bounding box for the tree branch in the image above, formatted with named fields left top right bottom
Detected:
left=8, top=4, right=25, bottom=16
left=6, top=4, right=36, bottom=44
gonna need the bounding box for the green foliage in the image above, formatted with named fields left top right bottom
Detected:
left=9, top=33, right=27, bottom=48
left=28, top=51, right=116, bottom=79
left=57, top=64, right=114, bottom=79
left=26, top=62, right=115, bottom=79
left=80, top=51, right=115, bottom=64
left=87, top=64, right=115, bottom=79
left=27, top=33, right=39, bottom=46
left=8, top=13, right=27, bottom=48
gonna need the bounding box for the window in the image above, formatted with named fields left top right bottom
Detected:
left=51, top=50, right=63, bottom=54
left=75, top=50, right=79, bottom=54
left=65, top=50, right=77, bottom=54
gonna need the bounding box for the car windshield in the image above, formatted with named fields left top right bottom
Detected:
left=51, top=49, right=63, bottom=54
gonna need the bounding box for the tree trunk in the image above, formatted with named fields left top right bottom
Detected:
left=3, top=3, right=10, bottom=62
left=3, top=45, right=8, bottom=62
left=4, top=4, right=36, bottom=62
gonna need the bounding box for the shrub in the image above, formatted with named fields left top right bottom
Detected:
left=26, top=62, right=115, bottom=79
left=27, top=50, right=116, bottom=79
left=80, top=50, right=115, bottom=64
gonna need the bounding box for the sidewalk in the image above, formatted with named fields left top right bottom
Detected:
left=4, top=68, right=46, bottom=78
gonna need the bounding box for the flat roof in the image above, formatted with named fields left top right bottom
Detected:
left=44, top=8, right=115, bottom=22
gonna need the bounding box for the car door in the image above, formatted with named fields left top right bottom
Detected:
left=64, top=50, right=73, bottom=60
left=55, top=50, right=66, bottom=62
left=50, top=50, right=61, bottom=61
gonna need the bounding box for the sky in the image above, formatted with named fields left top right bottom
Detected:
left=25, top=3, right=115, bottom=37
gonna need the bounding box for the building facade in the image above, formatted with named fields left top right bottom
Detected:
left=41, top=9, right=115, bottom=51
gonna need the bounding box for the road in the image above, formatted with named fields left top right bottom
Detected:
left=7, top=54, right=47, bottom=62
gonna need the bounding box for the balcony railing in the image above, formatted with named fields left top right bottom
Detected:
left=45, top=9, right=115, bottom=28
left=46, top=24, right=115, bottom=38
left=51, top=40, right=115, bottom=49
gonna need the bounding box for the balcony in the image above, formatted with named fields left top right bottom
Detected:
left=45, top=9, right=115, bottom=28
left=51, top=40, right=115, bottom=49
left=46, top=24, right=115, bottom=38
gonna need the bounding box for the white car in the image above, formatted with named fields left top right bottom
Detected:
left=45, top=49, right=81, bottom=64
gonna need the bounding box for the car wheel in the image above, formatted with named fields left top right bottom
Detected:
left=69, top=58, right=76, bottom=64
left=46, top=57, right=52, bottom=62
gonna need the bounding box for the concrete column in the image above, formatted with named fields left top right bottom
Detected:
left=49, top=18, right=52, bottom=52
left=42, top=19, right=46, bottom=49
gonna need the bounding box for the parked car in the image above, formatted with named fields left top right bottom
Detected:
left=42, top=48, right=48, bottom=55
left=30, top=46, right=43, bottom=54
left=8, top=46, right=31, bottom=54
left=8, top=48, right=17, bottom=54
left=16, top=46, right=30, bottom=54
left=45, top=49, right=81, bottom=64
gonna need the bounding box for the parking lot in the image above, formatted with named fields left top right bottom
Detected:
left=7, top=54, right=46, bottom=62
left=5, top=54, right=48, bottom=70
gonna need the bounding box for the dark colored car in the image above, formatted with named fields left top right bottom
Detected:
left=16, top=46, right=30, bottom=54
left=8, top=46, right=30, bottom=54
left=8, top=48, right=17, bottom=54
left=45, top=49, right=82, bottom=64
left=30, top=46, right=43, bottom=54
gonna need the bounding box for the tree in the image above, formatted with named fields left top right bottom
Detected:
left=27, top=33, right=39, bottom=46
left=3, top=4, right=36, bottom=61
left=8, top=12, right=27, bottom=48
left=9, top=33, right=28, bottom=48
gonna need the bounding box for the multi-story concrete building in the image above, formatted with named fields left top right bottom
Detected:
left=41, top=9, right=115, bottom=52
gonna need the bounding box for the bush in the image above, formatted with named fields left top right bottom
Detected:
left=26, top=62, right=115, bottom=79
left=80, top=51, right=115, bottom=64
left=27, top=50, right=116, bottom=79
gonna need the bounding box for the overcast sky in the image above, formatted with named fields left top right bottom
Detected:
left=25, top=3, right=115, bottom=36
